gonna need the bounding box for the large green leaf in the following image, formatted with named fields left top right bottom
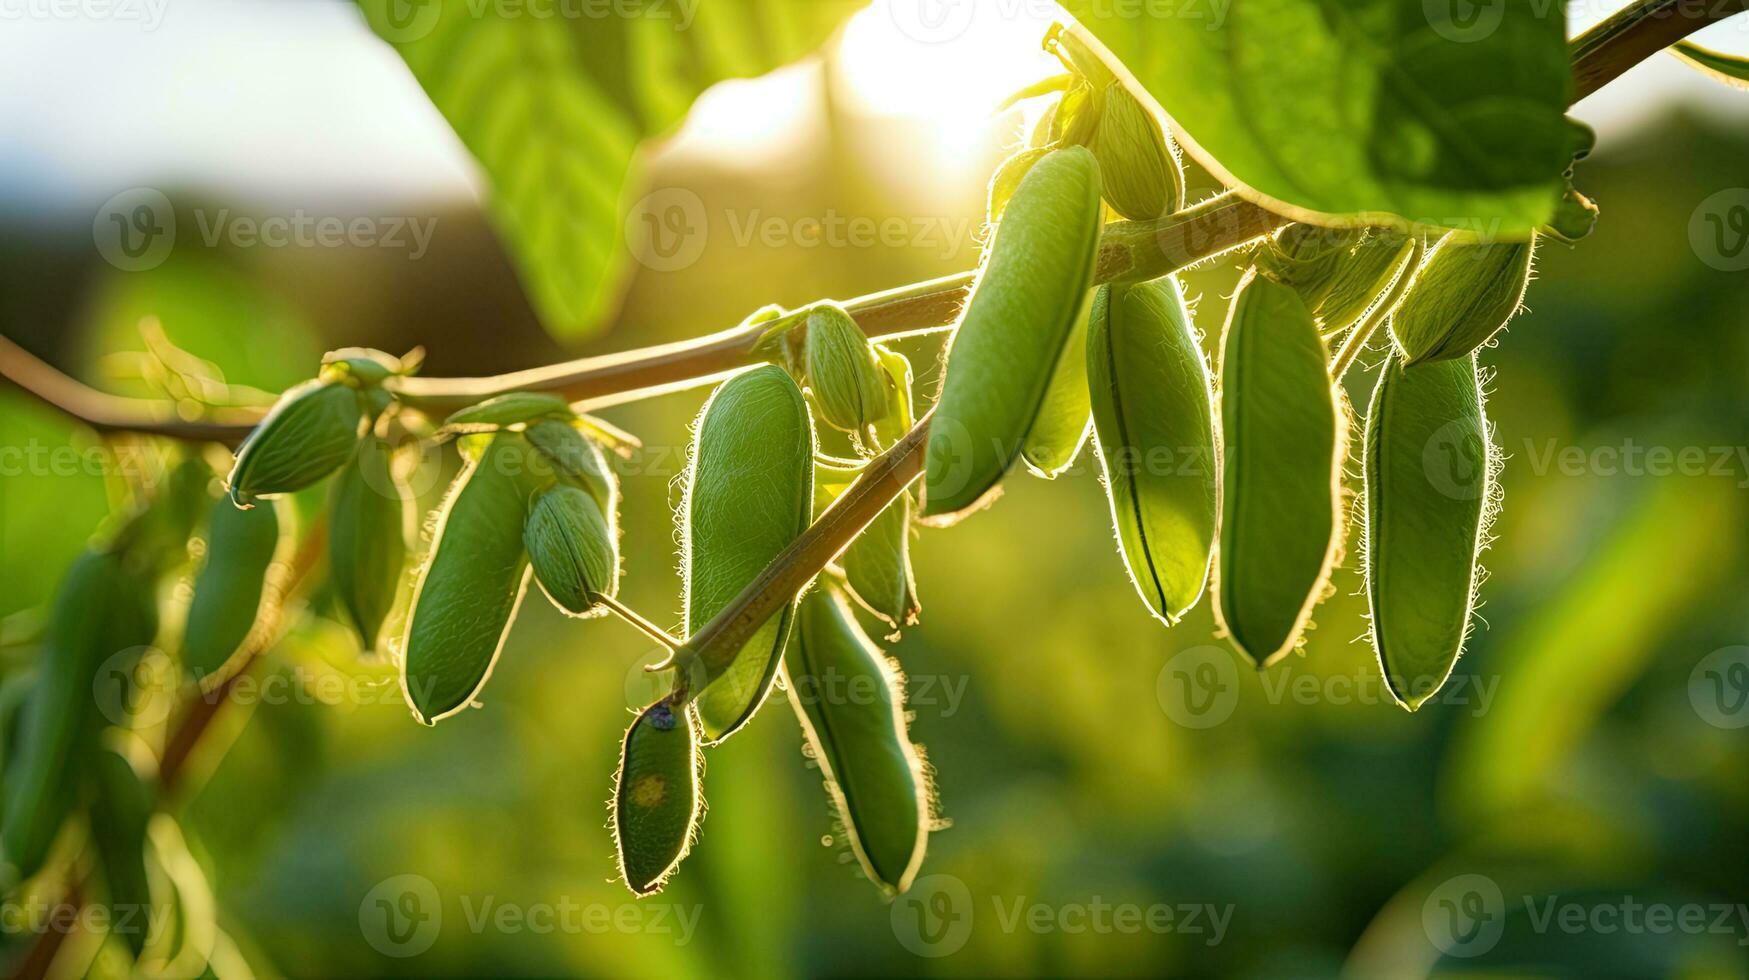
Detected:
left=357, top=0, right=864, bottom=339
left=1058, top=0, right=1572, bottom=236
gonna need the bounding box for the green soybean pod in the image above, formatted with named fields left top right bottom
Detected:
left=1213, top=273, right=1344, bottom=667
left=525, top=484, right=619, bottom=616
left=1364, top=355, right=1493, bottom=710
left=923, top=145, right=1102, bottom=522
left=803, top=303, right=888, bottom=434
left=784, top=588, right=928, bottom=895
left=847, top=345, right=921, bottom=632
left=986, top=147, right=1049, bottom=224
left=613, top=701, right=701, bottom=897
left=184, top=496, right=283, bottom=684
left=1314, top=231, right=1417, bottom=334
left=328, top=437, right=407, bottom=649
left=683, top=365, right=815, bottom=744
left=90, top=745, right=155, bottom=957
left=2, top=550, right=158, bottom=886
left=225, top=379, right=366, bottom=505
left=442, top=392, right=572, bottom=431
left=1391, top=236, right=1535, bottom=364
left=401, top=433, right=538, bottom=724
left=1019, top=293, right=1094, bottom=479
left=1091, top=83, right=1183, bottom=221
left=1087, top=278, right=1218, bottom=625
left=525, top=418, right=616, bottom=512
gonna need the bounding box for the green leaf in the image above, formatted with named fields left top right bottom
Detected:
left=356, top=0, right=864, bottom=339
left=1057, top=1, right=1572, bottom=235
left=1671, top=40, right=1749, bottom=89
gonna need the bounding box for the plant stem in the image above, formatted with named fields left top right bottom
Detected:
left=2, top=196, right=1280, bottom=436
left=662, top=407, right=933, bottom=693
left=0, top=334, right=260, bottom=446
left=597, top=594, right=684, bottom=651
left=1570, top=0, right=1749, bottom=102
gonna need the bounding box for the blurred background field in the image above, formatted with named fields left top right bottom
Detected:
left=3, top=2, right=1749, bottom=976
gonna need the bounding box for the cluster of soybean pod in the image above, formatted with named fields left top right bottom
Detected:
left=1, top=26, right=1580, bottom=920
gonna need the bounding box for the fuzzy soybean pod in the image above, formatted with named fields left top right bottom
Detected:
left=986, top=147, right=1048, bottom=224
left=401, top=433, right=539, bottom=724
left=1214, top=273, right=1344, bottom=667
left=613, top=701, right=701, bottom=897
left=1, top=550, right=158, bottom=887
left=1364, top=356, right=1494, bottom=710
left=784, top=588, right=928, bottom=895
left=1391, top=236, right=1535, bottom=364
left=90, top=746, right=155, bottom=958
left=1315, top=231, right=1417, bottom=334
left=525, top=484, right=619, bottom=616
left=225, top=378, right=367, bottom=505
left=846, top=345, right=921, bottom=632
left=525, top=418, right=617, bottom=510
left=442, top=392, right=572, bottom=431
left=1020, top=293, right=1095, bottom=479
left=328, top=437, right=408, bottom=648
left=184, top=496, right=283, bottom=684
left=923, top=145, right=1102, bottom=522
left=683, top=365, right=815, bottom=744
left=1091, top=84, right=1183, bottom=221
left=1088, top=278, right=1218, bottom=626
left=803, top=303, right=888, bottom=433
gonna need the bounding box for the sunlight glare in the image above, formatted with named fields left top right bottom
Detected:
left=836, top=1, right=1064, bottom=161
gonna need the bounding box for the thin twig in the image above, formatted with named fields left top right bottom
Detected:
left=597, top=595, right=683, bottom=652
